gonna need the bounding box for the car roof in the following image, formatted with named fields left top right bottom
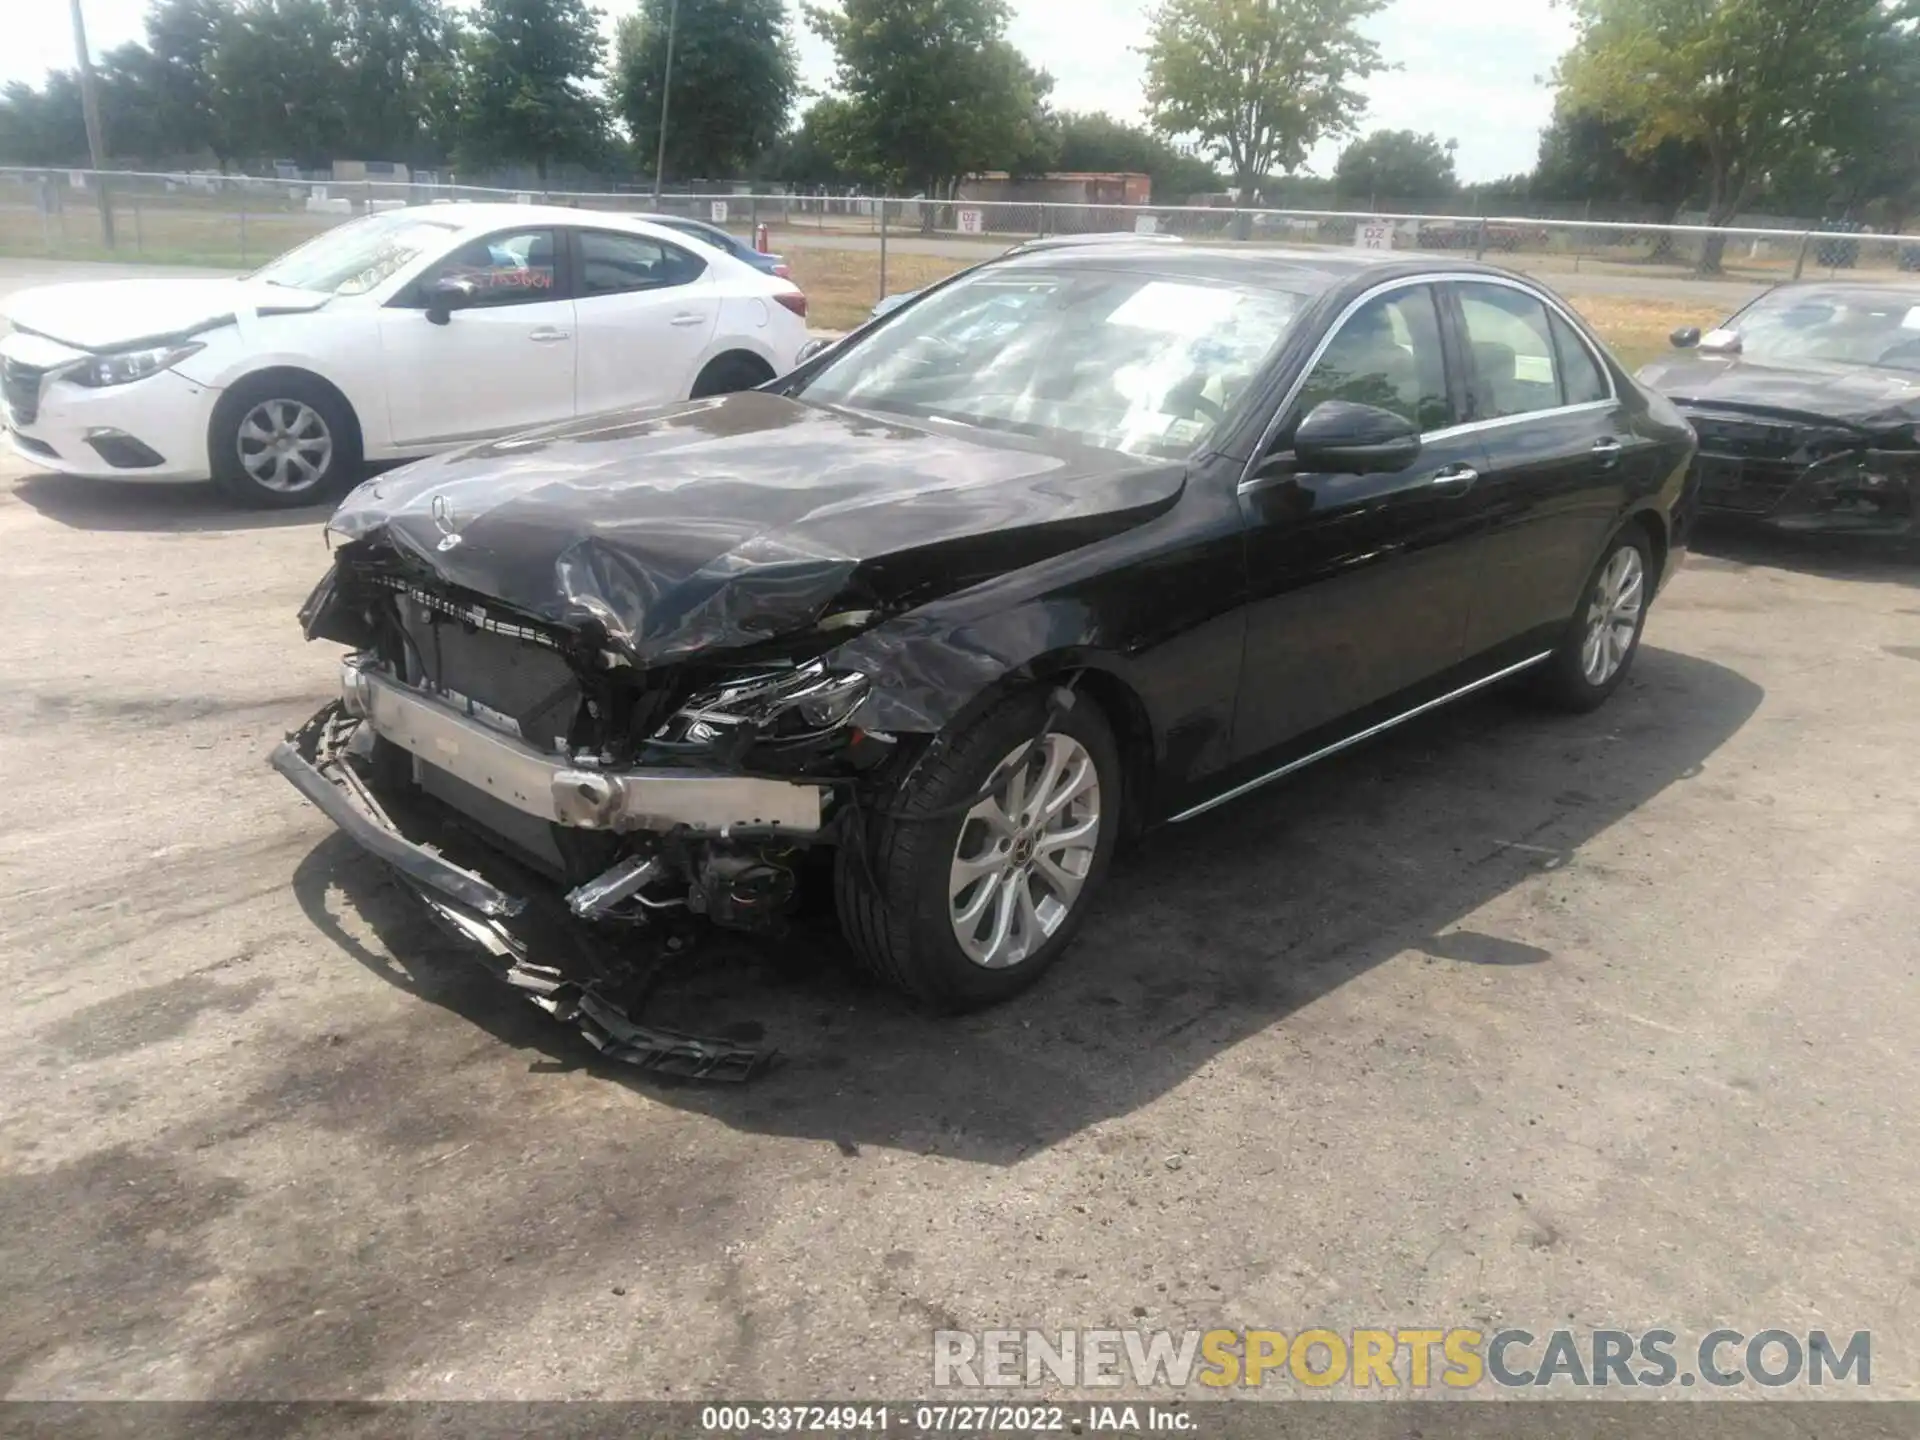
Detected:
left=411, top=202, right=703, bottom=241
left=988, top=242, right=1527, bottom=295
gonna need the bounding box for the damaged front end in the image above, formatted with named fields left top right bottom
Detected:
left=1687, top=411, right=1920, bottom=532
left=278, top=548, right=908, bottom=1080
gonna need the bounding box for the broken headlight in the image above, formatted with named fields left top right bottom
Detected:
left=667, top=662, right=871, bottom=741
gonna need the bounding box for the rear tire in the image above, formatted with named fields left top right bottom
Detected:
left=208, top=372, right=360, bottom=509
left=690, top=352, right=775, bottom=398
left=1533, top=525, right=1652, bottom=712
left=834, top=688, right=1120, bottom=1012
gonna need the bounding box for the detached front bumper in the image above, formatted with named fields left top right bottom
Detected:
left=272, top=669, right=816, bottom=1079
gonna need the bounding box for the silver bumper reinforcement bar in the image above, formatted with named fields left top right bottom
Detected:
left=338, top=657, right=826, bottom=835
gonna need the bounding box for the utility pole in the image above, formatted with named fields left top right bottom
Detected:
left=651, top=0, right=680, bottom=201
left=69, top=0, right=116, bottom=247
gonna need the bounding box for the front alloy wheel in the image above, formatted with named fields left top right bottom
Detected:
left=949, top=733, right=1102, bottom=969
left=834, top=688, right=1121, bottom=1010
left=237, top=399, right=334, bottom=496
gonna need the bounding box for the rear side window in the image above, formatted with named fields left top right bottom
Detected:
left=1456, top=282, right=1561, bottom=419
left=1550, top=310, right=1610, bottom=405
left=575, top=230, right=707, bottom=297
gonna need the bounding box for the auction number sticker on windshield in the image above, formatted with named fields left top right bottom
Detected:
left=1902, top=306, right=1920, bottom=330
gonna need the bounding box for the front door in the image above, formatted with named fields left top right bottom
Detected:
left=569, top=227, right=720, bottom=416
left=1446, top=279, right=1641, bottom=656
left=1233, top=281, right=1488, bottom=761
left=378, top=226, right=577, bottom=449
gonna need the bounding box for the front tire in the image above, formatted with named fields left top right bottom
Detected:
left=208, top=373, right=360, bottom=509
left=1534, top=525, right=1652, bottom=711
left=834, top=688, right=1121, bottom=1011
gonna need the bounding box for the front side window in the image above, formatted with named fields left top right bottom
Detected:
left=418, top=229, right=561, bottom=307
left=1457, top=283, right=1563, bottom=420
left=1294, top=285, right=1453, bottom=432
left=793, top=268, right=1305, bottom=459
left=253, top=210, right=459, bottom=296
left=576, top=230, right=707, bottom=297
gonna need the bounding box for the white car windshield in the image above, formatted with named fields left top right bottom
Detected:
left=1727, top=288, right=1920, bottom=374
left=252, top=211, right=461, bottom=296
left=799, top=268, right=1305, bottom=458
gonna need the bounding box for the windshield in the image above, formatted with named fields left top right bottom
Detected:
left=795, top=267, right=1305, bottom=458
left=1725, top=287, right=1920, bottom=373
left=252, top=211, right=460, bottom=296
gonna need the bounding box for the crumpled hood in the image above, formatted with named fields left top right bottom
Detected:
left=1, top=278, right=331, bottom=352
left=1638, top=353, right=1920, bottom=433
left=327, top=391, right=1186, bottom=663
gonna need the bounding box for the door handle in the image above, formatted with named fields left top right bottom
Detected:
left=1592, top=437, right=1623, bottom=466
left=1427, top=463, right=1479, bottom=494
left=528, top=327, right=571, bottom=343
left=669, top=313, right=706, bottom=327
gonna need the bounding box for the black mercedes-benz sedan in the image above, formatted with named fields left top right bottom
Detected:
left=278, top=244, right=1695, bottom=1069
left=1638, top=282, right=1920, bottom=533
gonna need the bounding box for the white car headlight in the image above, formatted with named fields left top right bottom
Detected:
left=64, top=341, right=204, bottom=389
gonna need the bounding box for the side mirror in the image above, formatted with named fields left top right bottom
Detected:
left=1670, top=326, right=1701, bottom=349
left=794, top=337, right=836, bottom=365
left=1292, top=400, right=1422, bottom=474
left=422, top=276, right=480, bottom=325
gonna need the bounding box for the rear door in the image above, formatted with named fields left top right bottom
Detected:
left=1232, top=280, right=1490, bottom=760
left=1445, top=279, right=1640, bottom=656
left=568, top=228, right=719, bottom=416
left=377, top=226, right=576, bottom=448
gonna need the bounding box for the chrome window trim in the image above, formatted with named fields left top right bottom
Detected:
left=1237, top=271, right=1620, bottom=494
left=1168, top=650, right=1555, bottom=823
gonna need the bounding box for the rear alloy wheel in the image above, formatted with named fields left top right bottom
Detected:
left=835, top=688, right=1121, bottom=1010
left=209, top=375, right=359, bottom=508
left=1535, top=526, right=1652, bottom=711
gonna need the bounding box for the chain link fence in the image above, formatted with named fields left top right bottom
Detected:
left=4, top=167, right=1917, bottom=333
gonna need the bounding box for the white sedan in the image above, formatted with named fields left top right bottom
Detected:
left=0, top=204, right=811, bottom=506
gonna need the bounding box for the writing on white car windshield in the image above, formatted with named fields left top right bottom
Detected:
left=797, top=269, right=1304, bottom=458
left=1727, top=287, right=1920, bottom=373
left=252, top=211, right=461, bottom=296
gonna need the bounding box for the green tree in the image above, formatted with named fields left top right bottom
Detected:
left=1530, top=101, right=1700, bottom=218
left=1557, top=0, right=1911, bottom=268
left=1333, top=129, right=1457, bottom=199
left=613, top=0, right=797, bottom=182
left=1141, top=0, right=1387, bottom=201
left=0, top=77, right=88, bottom=165
left=767, top=95, right=876, bottom=185
left=333, top=0, right=458, bottom=166
left=1053, top=110, right=1223, bottom=203
left=208, top=0, right=352, bottom=169
left=804, top=0, right=1055, bottom=195
left=144, top=0, right=231, bottom=163
left=457, top=0, right=609, bottom=181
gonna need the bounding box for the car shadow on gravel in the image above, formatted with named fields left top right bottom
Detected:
left=295, top=645, right=1762, bottom=1164
left=8, top=472, right=332, bottom=533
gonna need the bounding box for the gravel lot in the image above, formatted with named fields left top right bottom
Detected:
left=3, top=306, right=1920, bottom=1402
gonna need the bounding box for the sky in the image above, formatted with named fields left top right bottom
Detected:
left=10, top=0, right=1575, bottom=183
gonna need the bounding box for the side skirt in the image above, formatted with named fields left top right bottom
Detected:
left=1166, top=651, right=1554, bottom=825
